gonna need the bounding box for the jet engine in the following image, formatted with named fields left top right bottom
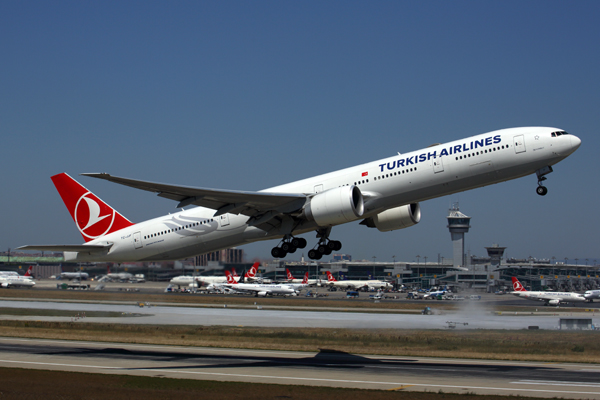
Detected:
left=361, top=203, right=421, bottom=232
left=548, top=299, right=560, bottom=306
left=303, top=186, right=364, bottom=227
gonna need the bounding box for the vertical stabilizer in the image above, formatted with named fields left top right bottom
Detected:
left=51, top=173, right=134, bottom=243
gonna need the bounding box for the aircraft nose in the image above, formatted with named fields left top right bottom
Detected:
left=570, top=134, right=582, bottom=151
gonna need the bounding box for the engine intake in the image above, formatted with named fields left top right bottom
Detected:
left=361, top=203, right=421, bottom=232
left=303, top=186, right=364, bottom=227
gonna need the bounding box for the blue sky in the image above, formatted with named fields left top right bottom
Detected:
left=1, top=1, right=598, bottom=264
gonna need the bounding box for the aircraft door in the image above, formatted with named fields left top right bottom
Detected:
left=314, top=184, right=323, bottom=193
left=133, top=232, right=143, bottom=249
left=433, top=157, right=444, bottom=173
left=513, top=135, right=526, bottom=154
left=219, top=214, right=230, bottom=227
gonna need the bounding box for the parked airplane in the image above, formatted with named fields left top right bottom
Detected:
left=170, top=262, right=260, bottom=288
left=325, top=271, right=392, bottom=290
left=224, top=271, right=296, bottom=297
left=423, top=287, right=450, bottom=299
left=510, top=277, right=586, bottom=306
left=584, top=289, right=600, bottom=302
left=285, top=272, right=310, bottom=291
left=19, top=127, right=581, bottom=262
left=0, top=273, right=35, bottom=288
left=285, top=269, right=321, bottom=286
left=0, top=267, right=34, bottom=278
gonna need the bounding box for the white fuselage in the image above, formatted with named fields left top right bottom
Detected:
left=0, top=275, right=35, bottom=288
left=511, top=290, right=587, bottom=304
left=584, top=290, right=600, bottom=301
left=224, top=283, right=296, bottom=296
left=65, top=127, right=580, bottom=262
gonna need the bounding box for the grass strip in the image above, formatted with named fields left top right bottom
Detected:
left=1, top=320, right=599, bottom=363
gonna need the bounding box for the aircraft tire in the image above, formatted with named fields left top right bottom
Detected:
left=536, top=186, right=548, bottom=196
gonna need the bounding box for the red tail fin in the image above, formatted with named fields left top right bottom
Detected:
left=286, top=268, right=294, bottom=280
left=511, top=277, right=527, bottom=292
left=231, top=268, right=239, bottom=278
left=326, top=271, right=337, bottom=282
left=302, top=272, right=308, bottom=285
left=24, top=266, right=33, bottom=277
left=246, top=262, right=259, bottom=278
left=51, top=173, right=134, bottom=243
left=225, top=271, right=237, bottom=284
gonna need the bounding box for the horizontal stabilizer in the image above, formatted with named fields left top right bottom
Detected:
left=16, top=244, right=112, bottom=253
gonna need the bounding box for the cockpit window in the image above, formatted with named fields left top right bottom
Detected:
left=551, top=131, right=569, bottom=137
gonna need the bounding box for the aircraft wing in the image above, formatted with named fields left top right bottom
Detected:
left=81, top=173, right=307, bottom=219
left=16, top=244, right=112, bottom=253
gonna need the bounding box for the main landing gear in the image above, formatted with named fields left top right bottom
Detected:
left=271, top=236, right=307, bottom=259
left=535, top=166, right=553, bottom=196
left=307, top=227, right=342, bottom=260
left=270, top=228, right=343, bottom=260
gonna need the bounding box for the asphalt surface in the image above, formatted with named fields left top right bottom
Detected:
left=0, top=337, right=599, bottom=398
left=0, top=298, right=590, bottom=329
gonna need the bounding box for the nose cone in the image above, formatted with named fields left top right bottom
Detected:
left=570, top=134, right=582, bottom=151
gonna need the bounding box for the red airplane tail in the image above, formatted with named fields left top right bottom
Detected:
left=302, top=272, right=309, bottom=285
left=231, top=268, right=239, bottom=278
left=511, top=277, right=527, bottom=292
left=246, top=262, right=259, bottom=279
left=225, top=271, right=237, bottom=284
left=51, top=173, right=134, bottom=243
left=326, top=271, right=337, bottom=282
left=286, top=268, right=294, bottom=280
left=24, top=266, right=34, bottom=277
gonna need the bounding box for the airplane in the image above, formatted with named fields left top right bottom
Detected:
left=325, top=271, right=392, bottom=290
left=584, top=289, right=600, bottom=302
left=0, top=272, right=36, bottom=288
left=284, top=272, right=310, bottom=291
left=510, top=277, right=586, bottom=306
left=423, top=286, right=450, bottom=299
left=285, top=269, right=321, bottom=286
left=169, top=262, right=261, bottom=288
left=224, top=271, right=296, bottom=297
left=0, top=266, right=34, bottom=278
left=18, top=127, right=581, bottom=262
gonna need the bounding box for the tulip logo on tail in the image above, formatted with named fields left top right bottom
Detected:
left=302, top=272, right=309, bottom=285
left=511, top=277, right=526, bottom=292
left=51, top=173, right=134, bottom=242
left=75, top=193, right=116, bottom=240
left=326, top=271, right=337, bottom=282
left=225, top=271, right=237, bottom=284
left=247, top=264, right=258, bottom=278
left=286, top=269, right=294, bottom=280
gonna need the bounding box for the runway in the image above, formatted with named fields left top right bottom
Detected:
left=0, top=299, right=589, bottom=329
left=0, top=337, right=599, bottom=398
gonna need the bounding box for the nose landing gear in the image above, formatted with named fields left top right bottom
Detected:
left=535, top=166, right=553, bottom=196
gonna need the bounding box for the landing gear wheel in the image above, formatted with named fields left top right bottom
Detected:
left=330, top=240, right=342, bottom=251
left=308, top=249, right=322, bottom=260
left=536, top=186, right=548, bottom=196
left=271, top=247, right=286, bottom=258
left=291, top=237, right=307, bottom=249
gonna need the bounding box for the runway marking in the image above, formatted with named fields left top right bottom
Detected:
left=514, top=380, right=600, bottom=388
left=0, top=358, right=599, bottom=396
left=387, top=385, right=414, bottom=391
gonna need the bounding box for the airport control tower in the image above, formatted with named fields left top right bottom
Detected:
left=447, top=203, right=471, bottom=269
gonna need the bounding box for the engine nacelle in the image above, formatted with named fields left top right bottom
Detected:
left=548, top=299, right=560, bottom=306
left=364, top=203, right=421, bottom=232
left=303, top=186, right=364, bottom=227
